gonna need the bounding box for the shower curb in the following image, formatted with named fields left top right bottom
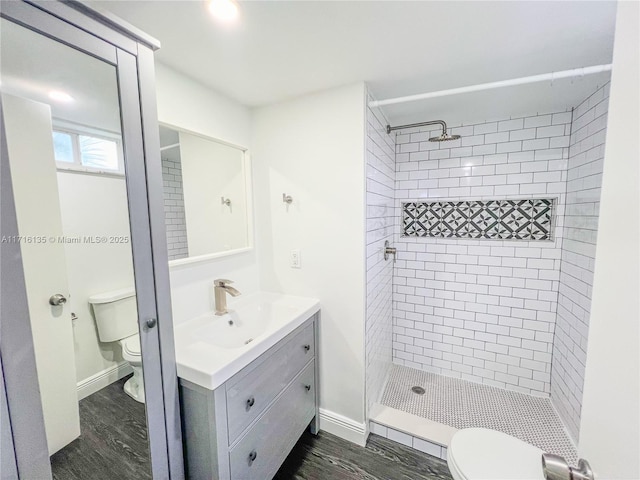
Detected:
left=369, top=403, right=456, bottom=460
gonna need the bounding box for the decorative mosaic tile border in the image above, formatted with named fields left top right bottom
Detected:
left=402, top=198, right=554, bottom=240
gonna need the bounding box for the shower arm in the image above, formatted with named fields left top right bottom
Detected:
left=386, top=120, right=448, bottom=135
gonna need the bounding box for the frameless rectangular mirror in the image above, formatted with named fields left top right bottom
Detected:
left=159, top=124, right=252, bottom=266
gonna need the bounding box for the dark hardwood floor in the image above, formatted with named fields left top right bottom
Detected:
left=50, top=375, right=151, bottom=480
left=51, top=376, right=451, bottom=480
left=275, top=431, right=453, bottom=480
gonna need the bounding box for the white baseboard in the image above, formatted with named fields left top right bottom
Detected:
left=77, top=362, right=132, bottom=401
left=319, top=408, right=368, bottom=447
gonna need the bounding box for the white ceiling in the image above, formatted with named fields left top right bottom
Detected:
left=90, top=0, right=617, bottom=125
left=0, top=18, right=122, bottom=132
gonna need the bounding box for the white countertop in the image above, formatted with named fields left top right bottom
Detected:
left=174, top=292, right=320, bottom=390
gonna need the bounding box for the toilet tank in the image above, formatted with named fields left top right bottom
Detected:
left=88, top=288, right=139, bottom=342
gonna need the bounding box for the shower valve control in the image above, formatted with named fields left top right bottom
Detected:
left=384, top=240, right=397, bottom=263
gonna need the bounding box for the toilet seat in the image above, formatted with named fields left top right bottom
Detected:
left=447, top=428, right=545, bottom=480
left=120, top=334, right=141, bottom=362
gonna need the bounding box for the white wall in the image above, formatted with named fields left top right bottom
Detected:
left=155, top=63, right=250, bottom=148
left=56, top=172, right=134, bottom=384
left=578, top=2, right=640, bottom=478
left=252, top=83, right=368, bottom=443
left=155, top=63, right=259, bottom=323
left=365, top=92, right=395, bottom=417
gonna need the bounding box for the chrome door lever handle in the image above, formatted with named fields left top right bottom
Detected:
left=49, top=294, right=67, bottom=306
left=542, top=454, right=594, bottom=480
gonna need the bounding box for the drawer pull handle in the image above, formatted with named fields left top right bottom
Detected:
left=248, top=450, right=257, bottom=465
left=305, top=384, right=312, bottom=392
left=303, top=344, right=311, bottom=352
left=246, top=396, right=255, bottom=409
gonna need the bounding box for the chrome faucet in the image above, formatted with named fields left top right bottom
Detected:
left=214, top=279, right=241, bottom=315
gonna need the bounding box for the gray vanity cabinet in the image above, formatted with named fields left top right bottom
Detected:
left=180, top=313, right=319, bottom=480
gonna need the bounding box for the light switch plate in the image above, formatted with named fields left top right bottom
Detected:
left=290, top=249, right=301, bottom=269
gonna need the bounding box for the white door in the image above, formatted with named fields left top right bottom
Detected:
left=2, top=93, right=80, bottom=454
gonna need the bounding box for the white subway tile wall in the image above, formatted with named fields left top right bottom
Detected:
left=365, top=94, right=396, bottom=415
left=551, top=83, right=609, bottom=442
left=392, top=110, right=574, bottom=397
left=162, top=154, right=189, bottom=260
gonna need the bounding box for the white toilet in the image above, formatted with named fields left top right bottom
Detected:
left=88, top=288, right=145, bottom=403
left=447, top=428, right=545, bottom=480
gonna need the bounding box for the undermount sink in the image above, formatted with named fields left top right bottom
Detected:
left=173, top=292, right=320, bottom=389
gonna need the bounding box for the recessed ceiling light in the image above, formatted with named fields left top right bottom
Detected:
left=208, top=0, right=239, bottom=22
left=48, top=90, right=74, bottom=102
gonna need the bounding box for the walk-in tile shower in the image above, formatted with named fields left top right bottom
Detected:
left=365, top=81, right=610, bottom=453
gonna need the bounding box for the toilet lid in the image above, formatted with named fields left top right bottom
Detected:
left=448, top=428, right=545, bottom=480
left=122, top=334, right=141, bottom=356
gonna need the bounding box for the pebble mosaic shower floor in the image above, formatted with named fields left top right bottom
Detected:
left=380, top=364, right=578, bottom=465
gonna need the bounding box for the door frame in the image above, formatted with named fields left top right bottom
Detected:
left=0, top=1, right=184, bottom=478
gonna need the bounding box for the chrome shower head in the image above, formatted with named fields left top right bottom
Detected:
left=386, top=120, right=461, bottom=142
left=429, top=133, right=461, bottom=142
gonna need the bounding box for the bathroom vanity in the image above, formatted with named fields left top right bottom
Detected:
left=175, top=293, right=320, bottom=480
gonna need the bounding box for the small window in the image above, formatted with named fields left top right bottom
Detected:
left=52, top=131, right=74, bottom=163
left=79, top=135, right=119, bottom=170
left=52, top=124, right=123, bottom=175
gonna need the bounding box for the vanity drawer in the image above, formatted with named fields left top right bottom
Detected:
left=225, top=323, right=314, bottom=444
left=229, top=361, right=316, bottom=480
